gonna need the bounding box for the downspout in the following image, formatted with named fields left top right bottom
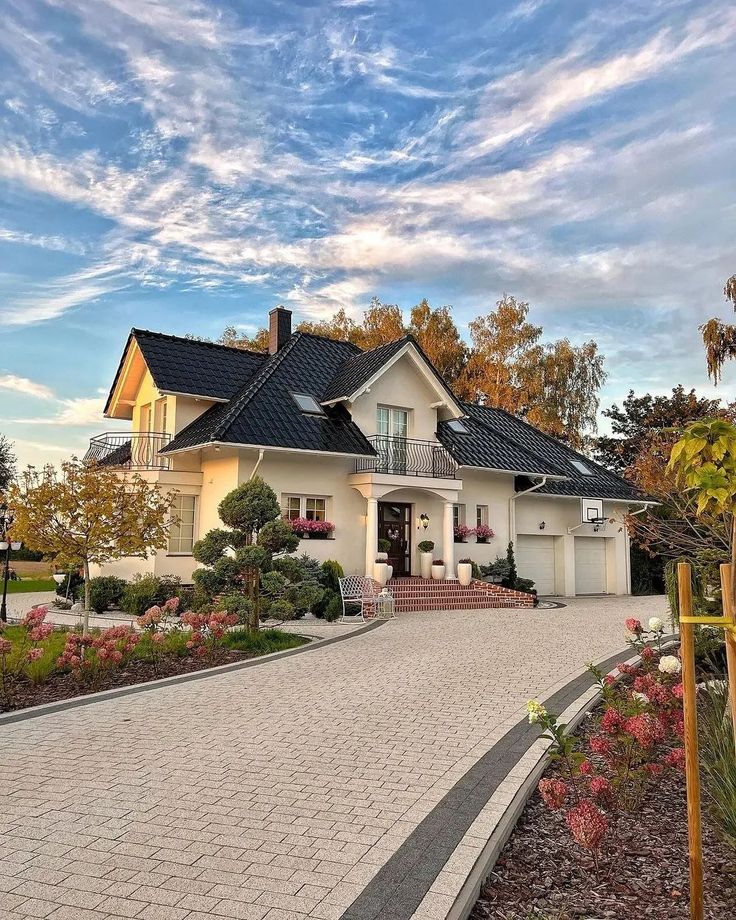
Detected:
left=509, top=476, right=548, bottom=544
left=248, top=449, right=265, bottom=480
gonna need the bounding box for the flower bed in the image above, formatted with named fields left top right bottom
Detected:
left=472, top=618, right=736, bottom=920
left=0, top=604, right=309, bottom=713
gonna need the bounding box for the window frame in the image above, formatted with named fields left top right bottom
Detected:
left=377, top=406, right=409, bottom=439
left=292, top=393, right=325, bottom=415
left=452, top=503, right=466, bottom=528
left=168, top=494, right=197, bottom=555
left=283, top=494, right=329, bottom=522
left=476, top=504, right=489, bottom=528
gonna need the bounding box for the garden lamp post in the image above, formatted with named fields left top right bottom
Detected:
left=0, top=503, right=22, bottom=623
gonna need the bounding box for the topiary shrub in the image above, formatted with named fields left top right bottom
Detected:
left=320, top=560, right=344, bottom=593
left=312, top=587, right=336, bottom=618
left=417, top=540, right=435, bottom=553
left=88, top=575, right=127, bottom=614
left=220, top=593, right=254, bottom=625
left=377, top=538, right=391, bottom=554
left=324, top=594, right=344, bottom=622
left=121, top=574, right=182, bottom=618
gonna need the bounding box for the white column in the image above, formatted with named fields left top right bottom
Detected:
left=443, top=501, right=455, bottom=579
left=365, top=497, right=378, bottom=577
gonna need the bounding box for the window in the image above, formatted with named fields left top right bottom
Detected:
left=447, top=419, right=468, bottom=434
left=292, top=393, right=325, bottom=415
left=570, top=459, right=594, bottom=476
left=168, top=495, right=196, bottom=553
left=476, top=504, right=488, bottom=528
left=284, top=495, right=327, bottom=521
left=284, top=496, right=301, bottom=521
left=453, top=504, right=465, bottom=527
left=377, top=407, right=408, bottom=438
left=155, top=397, right=168, bottom=433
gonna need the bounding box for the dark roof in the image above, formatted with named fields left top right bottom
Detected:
left=162, top=332, right=376, bottom=457
left=105, top=329, right=267, bottom=414
left=437, top=416, right=565, bottom=478
left=321, top=334, right=462, bottom=411
left=459, top=402, right=644, bottom=501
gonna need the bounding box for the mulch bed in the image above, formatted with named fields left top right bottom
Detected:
left=1, top=649, right=279, bottom=713
left=472, top=711, right=736, bottom=920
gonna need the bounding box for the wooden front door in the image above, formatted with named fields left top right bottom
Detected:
left=378, top=502, right=411, bottom=577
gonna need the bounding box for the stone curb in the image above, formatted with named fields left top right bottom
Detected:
left=446, top=638, right=678, bottom=920
left=0, top=618, right=386, bottom=726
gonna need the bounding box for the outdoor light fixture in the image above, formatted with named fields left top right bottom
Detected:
left=0, top=503, right=20, bottom=623
left=539, top=521, right=546, bottom=530
left=419, top=513, right=430, bottom=530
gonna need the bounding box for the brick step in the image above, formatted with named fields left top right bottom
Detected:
left=384, top=577, right=533, bottom=611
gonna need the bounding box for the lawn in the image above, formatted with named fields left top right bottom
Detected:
left=6, top=578, right=55, bottom=594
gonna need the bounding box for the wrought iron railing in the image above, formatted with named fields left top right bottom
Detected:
left=355, top=435, right=457, bottom=478
left=85, top=431, right=172, bottom=470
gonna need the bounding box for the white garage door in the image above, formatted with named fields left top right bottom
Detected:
left=575, top=537, right=607, bottom=594
left=516, top=535, right=556, bottom=595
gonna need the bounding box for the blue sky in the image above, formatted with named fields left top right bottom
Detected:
left=1, top=0, right=735, bottom=468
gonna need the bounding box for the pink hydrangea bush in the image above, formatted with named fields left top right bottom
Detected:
left=528, top=615, right=685, bottom=868
left=181, top=609, right=238, bottom=658
left=57, top=625, right=140, bottom=686
left=0, top=606, right=56, bottom=702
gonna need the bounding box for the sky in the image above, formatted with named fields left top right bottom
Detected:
left=0, top=0, right=735, bottom=470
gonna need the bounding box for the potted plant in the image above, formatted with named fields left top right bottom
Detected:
left=376, top=537, right=391, bottom=561
left=474, top=524, right=495, bottom=544
left=457, top=557, right=473, bottom=587
left=454, top=524, right=472, bottom=543
left=418, top=540, right=434, bottom=578
left=374, top=556, right=393, bottom=586
left=288, top=517, right=335, bottom=539
left=431, top=558, right=446, bottom=580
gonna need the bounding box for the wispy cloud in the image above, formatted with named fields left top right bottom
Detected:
left=0, top=374, right=55, bottom=400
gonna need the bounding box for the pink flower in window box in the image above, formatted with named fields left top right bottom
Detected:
left=286, top=517, right=335, bottom=538
left=453, top=524, right=472, bottom=543
left=474, top=524, right=495, bottom=543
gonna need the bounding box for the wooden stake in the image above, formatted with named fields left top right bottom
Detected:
left=678, top=561, right=704, bottom=920
left=719, top=564, right=736, bottom=754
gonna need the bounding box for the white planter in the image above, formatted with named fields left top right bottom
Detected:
left=420, top=552, right=433, bottom=579
left=374, top=562, right=391, bottom=586
left=431, top=564, right=446, bottom=581
left=376, top=551, right=388, bottom=562
left=457, top=563, right=473, bottom=587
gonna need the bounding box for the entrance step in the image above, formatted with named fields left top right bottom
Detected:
left=384, top=577, right=534, bottom=612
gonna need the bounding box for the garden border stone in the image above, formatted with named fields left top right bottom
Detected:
left=342, top=638, right=677, bottom=920
left=0, top=618, right=386, bottom=726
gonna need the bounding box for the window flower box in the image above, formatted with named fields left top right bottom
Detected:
left=286, top=517, right=335, bottom=539
left=474, top=524, right=495, bottom=544
left=454, top=524, right=472, bottom=543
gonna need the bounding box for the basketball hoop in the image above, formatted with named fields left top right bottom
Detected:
left=580, top=498, right=606, bottom=530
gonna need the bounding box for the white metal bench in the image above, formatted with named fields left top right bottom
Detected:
left=338, top=576, right=395, bottom=622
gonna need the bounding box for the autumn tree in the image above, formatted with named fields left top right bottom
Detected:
left=459, top=295, right=605, bottom=448
left=0, top=434, right=16, bottom=492
left=9, top=459, right=174, bottom=631
left=408, top=299, right=467, bottom=386
left=701, top=275, right=736, bottom=382
left=296, top=308, right=362, bottom=344
left=217, top=325, right=270, bottom=352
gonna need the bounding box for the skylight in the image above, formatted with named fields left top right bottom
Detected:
left=447, top=419, right=469, bottom=434
left=570, top=459, right=594, bottom=476
left=292, top=393, right=325, bottom=415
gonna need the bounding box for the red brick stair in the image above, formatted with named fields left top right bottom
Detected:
left=384, top=577, right=534, bottom=612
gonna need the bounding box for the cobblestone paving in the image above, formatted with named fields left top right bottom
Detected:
left=0, top=596, right=666, bottom=920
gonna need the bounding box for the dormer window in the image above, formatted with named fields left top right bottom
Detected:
left=292, top=393, right=325, bottom=415
left=570, top=459, right=594, bottom=476
left=447, top=419, right=468, bottom=434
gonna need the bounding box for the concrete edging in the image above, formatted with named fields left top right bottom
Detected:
left=0, top=618, right=387, bottom=726
left=446, top=640, right=677, bottom=920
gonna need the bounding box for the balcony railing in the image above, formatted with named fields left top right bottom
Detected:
left=85, top=431, right=172, bottom=470
left=355, top=435, right=457, bottom=479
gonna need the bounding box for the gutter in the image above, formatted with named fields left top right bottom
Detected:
left=509, top=476, right=548, bottom=542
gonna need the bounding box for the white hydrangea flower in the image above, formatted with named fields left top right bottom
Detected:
left=658, top=655, right=682, bottom=676
left=527, top=700, right=547, bottom=724
left=648, top=617, right=664, bottom=633
left=632, top=691, right=649, bottom=704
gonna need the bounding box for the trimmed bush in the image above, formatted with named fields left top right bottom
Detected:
left=325, top=595, right=343, bottom=622
left=121, top=574, right=182, bottom=618
left=88, top=576, right=127, bottom=614
left=320, top=560, right=344, bottom=593
left=55, top=570, right=84, bottom=599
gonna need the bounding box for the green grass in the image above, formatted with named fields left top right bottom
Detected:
left=1, top=624, right=67, bottom=683
left=5, top=578, right=55, bottom=594
left=224, top=628, right=310, bottom=655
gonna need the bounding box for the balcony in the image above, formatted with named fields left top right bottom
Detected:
left=85, top=431, right=172, bottom=471
left=355, top=435, right=457, bottom=479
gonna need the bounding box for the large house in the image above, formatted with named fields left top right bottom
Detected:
left=89, top=306, right=647, bottom=597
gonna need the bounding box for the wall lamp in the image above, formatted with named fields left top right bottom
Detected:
left=418, top=514, right=430, bottom=530
left=538, top=521, right=546, bottom=530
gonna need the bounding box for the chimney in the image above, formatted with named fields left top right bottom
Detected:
left=268, top=305, right=292, bottom=354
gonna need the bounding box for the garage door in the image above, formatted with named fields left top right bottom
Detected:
left=575, top=537, right=607, bottom=594
left=516, top=535, right=556, bottom=595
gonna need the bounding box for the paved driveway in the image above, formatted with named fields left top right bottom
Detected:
left=0, top=596, right=667, bottom=920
